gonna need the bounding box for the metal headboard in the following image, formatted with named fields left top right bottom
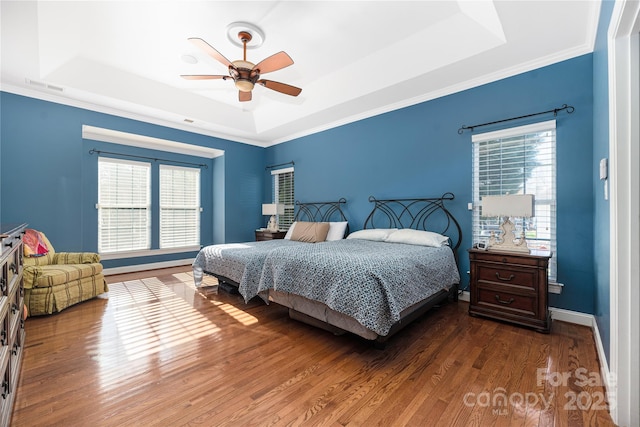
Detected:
left=293, top=198, right=349, bottom=233
left=363, top=192, right=462, bottom=251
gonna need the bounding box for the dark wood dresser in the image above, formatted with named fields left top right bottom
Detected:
left=0, top=223, right=26, bottom=427
left=468, top=248, right=552, bottom=333
left=255, top=230, right=287, bottom=241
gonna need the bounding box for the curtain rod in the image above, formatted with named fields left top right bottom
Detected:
left=89, top=148, right=208, bottom=168
left=266, top=161, right=294, bottom=170
left=458, top=104, right=575, bottom=135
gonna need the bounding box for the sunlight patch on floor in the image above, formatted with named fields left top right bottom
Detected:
left=210, top=299, right=259, bottom=326
left=171, top=271, right=259, bottom=326
left=106, top=277, right=221, bottom=362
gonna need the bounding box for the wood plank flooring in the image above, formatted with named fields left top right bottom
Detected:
left=12, top=267, right=616, bottom=426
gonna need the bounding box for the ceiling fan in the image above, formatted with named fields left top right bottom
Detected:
left=181, top=31, right=302, bottom=102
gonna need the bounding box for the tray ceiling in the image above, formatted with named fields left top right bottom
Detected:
left=0, top=1, right=599, bottom=147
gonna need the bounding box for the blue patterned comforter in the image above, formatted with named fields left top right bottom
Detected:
left=192, top=239, right=306, bottom=301
left=258, top=239, right=460, bottom=336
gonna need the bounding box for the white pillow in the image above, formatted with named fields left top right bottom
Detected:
left=384, top=229, right=449, bottom=247
left=284, top=222, right=297, bottom=239
left=325, top=221, right=349, bottom=241
left=346, top=228, right=398, bottom=242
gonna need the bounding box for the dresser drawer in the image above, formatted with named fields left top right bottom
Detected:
left=3, top=257, right=19, bottom=298
left=0, top=301, right=7, bottom=348
left=0, top=348, right=9, bottom=401
left=8, top=289, right=22, bottom=342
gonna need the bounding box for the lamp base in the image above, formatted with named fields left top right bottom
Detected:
left=487, top=218, right=531, bottom=254
left=266, top=215, right=279, bottom=232
left=487, top=243, right=531, bottom=254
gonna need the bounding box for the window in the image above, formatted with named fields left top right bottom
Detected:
left=98, top=157, right=151, bottom=253
left=272, top=167, right=295, bottom=229
left=472, top=120, right=557, bottom=280
left=159, top=165, right=201, bottom=249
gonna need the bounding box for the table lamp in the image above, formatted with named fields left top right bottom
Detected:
left=262, top=203, right=285, bottom=232
left=482, top=194, right=534, bottom=253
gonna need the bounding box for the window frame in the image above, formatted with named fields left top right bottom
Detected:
left=471, top=120, right=557, bottom=280
left=159, top=164, right=201, bottom=250
left=97, top=157, right=152, bottom=254
left=271, top=166, right=295, bottom=230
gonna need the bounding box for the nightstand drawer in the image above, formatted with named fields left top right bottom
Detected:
left=476, top=286, right=537, bottom=316
left=470, top=251, right=547, bottom=268
left=477, top=265, right=537, bottom=291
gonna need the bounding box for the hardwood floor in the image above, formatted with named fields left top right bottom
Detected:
left=12, top=267, right=615, bottom=426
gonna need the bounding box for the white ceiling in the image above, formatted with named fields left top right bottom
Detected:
left=1, top=1, right=599, bottom=148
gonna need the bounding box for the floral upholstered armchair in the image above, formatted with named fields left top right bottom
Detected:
left=22, top=229, right=108, bottom=316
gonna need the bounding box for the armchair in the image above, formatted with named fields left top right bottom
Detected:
left=23, top=230, right=108, bottom=316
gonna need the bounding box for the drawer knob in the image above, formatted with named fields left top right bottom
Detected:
left=495, top=272, right=515, bottom=281
left=495, top=295, right=515, bottom=305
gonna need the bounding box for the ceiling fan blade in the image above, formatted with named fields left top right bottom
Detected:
left=239, top=90, right=252, bottom=102
left=188, top=37, right=232, bottom=68
left=181, top=75, right=228, bottom=80
left=257, top=80, right=302, bottom=97
left=253, top=51, right=293, bottom=74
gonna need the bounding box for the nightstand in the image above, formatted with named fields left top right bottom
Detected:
left=468, top=249, right=552, bottom=333
left=255, top=229, right=287, bottom=241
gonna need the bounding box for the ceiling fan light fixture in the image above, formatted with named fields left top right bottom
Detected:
left=235, top=80, right=254, bottom=92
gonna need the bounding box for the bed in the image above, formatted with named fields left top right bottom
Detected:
left=192, top=198, right=349, bottom=301
left=261, top=193, right=462, bottom=344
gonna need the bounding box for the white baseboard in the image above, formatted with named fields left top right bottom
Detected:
left=549, top=307, right=594, bottom=326
left=591, top=317, right=613, bottom=400
left=103, top=258, right=193, bottom=276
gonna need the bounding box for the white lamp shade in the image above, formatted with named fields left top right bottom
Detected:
left=482, top=194, right=535, bottom=218
left=262, top=203, right=285, bottom=216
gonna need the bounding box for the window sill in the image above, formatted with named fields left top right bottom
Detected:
left=549, top=282, right=564, bottom=294
left=100, top=245, right=201, bottom=260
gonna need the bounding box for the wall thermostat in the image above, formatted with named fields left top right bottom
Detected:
left=599, top=158, right=608, bottom=180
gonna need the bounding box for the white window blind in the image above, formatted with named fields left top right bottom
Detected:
left=159, top=165, right=201, bottom=249
left=98, top=157, right=151, bottom=253
left=272, top=167, right=295, bottom=230
left=472, top=120, right=557, bottom=280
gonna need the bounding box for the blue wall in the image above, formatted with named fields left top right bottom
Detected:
left=0, top=92, right=266, bottom=268
left=267, top=54, right=595, bottom=314
left=1, top=53, right=600, bottom=315
left=593, top=0, right=615, bottom=363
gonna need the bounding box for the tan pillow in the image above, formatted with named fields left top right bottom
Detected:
left=290, top=221, right=330, bottom=243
